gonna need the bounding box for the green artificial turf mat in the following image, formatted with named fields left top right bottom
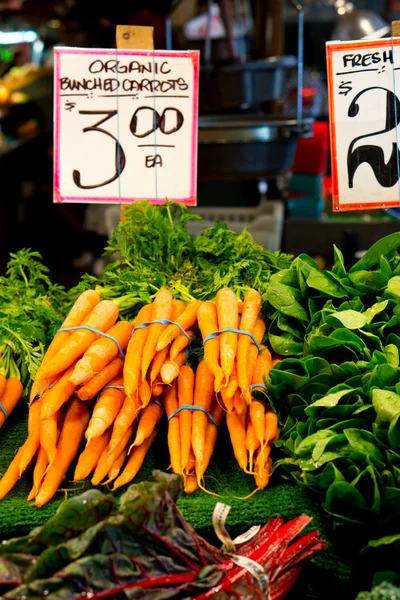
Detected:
left=0, top=407, right=357, bottom=598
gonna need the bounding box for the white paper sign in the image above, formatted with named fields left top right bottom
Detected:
left=54, top=47, right=199, bottom=205
left=327, top=38, right=400, bottom=211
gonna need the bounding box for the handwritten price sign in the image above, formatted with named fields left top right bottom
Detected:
left=327, top=38, right=400, bottom=211
left=54, top=48, right=199, bottom=204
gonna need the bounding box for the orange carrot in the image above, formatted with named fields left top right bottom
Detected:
left=0, top=377, right=23, bottom=427
left=226, top=410, right=248, bottom=472
left=19, top=400, right=42, bottom=476
left=216, top=289, right=238, bottom=381
left=27, top=445, right=48, bottom=501
left=196, top=400, right=225, bottom=480
left=197, top=302, right=224, bottom=392
left=149, top=299, right=186, bottom=384
left=177, top=365, right=195, bottom=472
left=156, top=300, right=201, bottom=351
left=141, top=289, right=173, bottom=381
left=192, top=361, right=215, bottom=470
left=250, top=400, right=265, bottom=447
left=0, top=444, right=27, bottom=500
left=246, top=420, right=260, bottom=473
left=245, top=316, right=267, bottom=404
left=77, top=357, right=124, bottom=401
left=37, top=300, right=119, bottom=380
left=29, top=374, right=58, bottom=404
left=130, top=401, right=162, bottom=449
left=0, top=373, right=6, bottom=399
left=92, top=425, right=133, bottom=486
left=222, top=363, right=238, bottom=401
left=85, top=386, right=125, bottom=441
left=164, top=381, right=181, bottom=474
left=70, top=321, right=133, bottom=386
left=170, top=329, right=193, bottom=362
left=40, top=410, right=60, bottom=465
left=251, top=346, right=272, bottom=388
left=138, top=379, right=152, bottom=409
left=233, top=388, right=245, bottom=415
left=237, top=289, right=262, bottom=396
left=184, top=473, right=198, bottom=494
left=35, top=399, right=90, bottom=507
left=74, top=428, right=111, bottom=481
left=104, top=446, right=129, bottom=485
left=40, top=364, right=78, bottom=420
left=109, top=396, right=139, bottom=453
left=160, top=351, right=186, bottom=385
left=264, top=410, right=278, bottom=444
left=37, top=290, right=101, bottom=378
left=254, top=445, right=272, bottom=490
left=152, top=377, right=163, bottom=397
left=112, top=429, right=157, bottom=490
left=124, top=304, right=153, bottom=399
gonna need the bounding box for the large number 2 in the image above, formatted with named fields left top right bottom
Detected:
left=73, top=110, right=126, bottom=189
left=347, top=86, right=400, bottom=188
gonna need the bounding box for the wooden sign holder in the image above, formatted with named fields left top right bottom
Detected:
left=116, top=25, right=154, bottom=220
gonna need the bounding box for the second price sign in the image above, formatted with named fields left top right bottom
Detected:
left=54, top=47, right=199, bottom=205
left=327, top=38, right=400, bottom=211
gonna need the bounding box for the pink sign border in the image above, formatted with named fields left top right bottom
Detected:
left=54, top=47, right=199, bottom=206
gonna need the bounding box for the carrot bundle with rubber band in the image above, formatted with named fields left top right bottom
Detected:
left=35, top=399, right=90, bottom=507
left=36, top=290, right=101, bottom=380
left=156, top=300, right=201, bottom=351
left=164, top=381, right=181, bottom=475
left=70, top=321, right=133, bottom=386
left=191, top=361, right=215, bottom=472
left=40, top=364, right=78, bottom=420
left=222, top=363, right=238, bottom=401
left=92, top=425, right=134, bottom=486
left=244, top=315, right=267, bottom=404
left=141, top=289, right=173, bottom=381
left=29, top=374, right=58, bottom=404
left=197, top=302, right=224, bottom=393
left=124, top=304, right=152, bottom=399
left=160, top=350, right=186, bottom=385
left=265, top=409, right=278, bottom=444
left=233, top=388, right=245, bottom=415
left=112, top=429, right=157, bottom=490
left=138, top=378, right=152, bottom=409
left=216, top=289, right=239, bottom=382
left=130, top=401, right=162, bottom=450
left=237, top=289, right=262, bottom=397
left=250, top=399, right=265, bottom=448
left=77, top=357, right=124, bottom=401
left=37, top=299, right=119, bottom=380
left=74, top=428, right=111, bottom=481
left=19, top=399, right=42, bottom=476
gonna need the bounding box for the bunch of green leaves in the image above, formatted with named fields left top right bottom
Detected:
left=264, top=348, right=400, bottom=532
left=0, top=249, right=68, bottom=388
left=266, top=233, right=400, bottom=357
left=70, top=201, right=292, bottom=318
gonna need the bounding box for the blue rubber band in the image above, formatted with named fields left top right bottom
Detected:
left=249, top=383, right=268, bottom=391
left=57, top=326, right=125, bottom=359
left=0, top=402, right=9, bottom=420
left=133, top=320, right=191, bottom=349
left=153, top=399, right=162, bottom=409
left=29, top=393, right=41, bottom=407
left=103, top=385, right=125, bottom=392
left=168, top=404, right=218, bottom=427
left=203, top=328, right=260, bottom=351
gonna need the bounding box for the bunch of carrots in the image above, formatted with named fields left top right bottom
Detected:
left=0, top=286, right=279, bottom=506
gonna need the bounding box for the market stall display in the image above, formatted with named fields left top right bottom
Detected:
left=1, top=202, right=400, bottom=598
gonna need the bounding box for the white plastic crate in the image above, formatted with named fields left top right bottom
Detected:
left=187, top=201, right=284, bottom=252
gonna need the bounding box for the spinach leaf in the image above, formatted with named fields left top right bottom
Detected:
left=350, top=232, right=400, bottom=273
left=266, top=282, right=309, bottom=321
left=364, top=300, right=389, bottom=324
left=269, top=332, right=303, bottom=356
left=372, top=390, right=400, bottom=423
left=307, top=268, right=348, bottom=298
left=327, top=310, right=367, bottom=330
left=386, top=276, right=400, bottom=298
